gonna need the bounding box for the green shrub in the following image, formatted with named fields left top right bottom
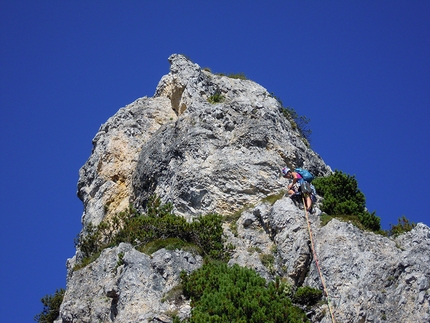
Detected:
left=271, top=93, right=312, bottom=143
left=207, top=91, right=225, bottom=104
left=139, top=237, right=202, bottom=255
left=34, top=288, right=65, bottom=323
left=319, top=213, right=334, bottom=227
left=292, top=286, right=323, bottom=306
left=312, top=170, right=365, bottom=215
left=358, top=211, right=381, bottom=232
left=260, top=253, right=275, bottom=267
left=179, top=262, right=308, bottom=323
left=281, top=106, right=311, bottom=142
left=387, top=215, right=416, bottom=237
left=214, top=72, right=247, bottom=80
left=226, top=72, right=247, bottom=80
left=312, top=170, right=381, bottom=232
left=74, top=196, right=227, bottom=269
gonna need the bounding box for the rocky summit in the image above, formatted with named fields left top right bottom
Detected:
left=56, top=54, right=430, bottom=323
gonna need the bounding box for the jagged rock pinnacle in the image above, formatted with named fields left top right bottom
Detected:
left=57, top=55, right=430, bottom=323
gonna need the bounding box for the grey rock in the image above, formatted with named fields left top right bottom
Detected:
left=57, top=244, right=202, bottom=323
left=77, top=96, right=177, bottom=227
left=132, top=54, right=330, bottom=219
left=58, top=54, right=430, bottom=323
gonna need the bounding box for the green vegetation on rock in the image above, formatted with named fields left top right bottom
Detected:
left=388, top=215, right=416, bottom=237
left=214, top=72, right=248, bottom=80
left=74, top=195, right=227, bottom=269
left=312, top=170, right=381, bottom=232
left=270, top=93, right=312, bottom=144
left=292, top=286, right=323, bottom=306
left=207, top=90, right=225, bottom=104
left=177, top=262, right=309, bottom=323
left=34, top=288, right=65, bottom=323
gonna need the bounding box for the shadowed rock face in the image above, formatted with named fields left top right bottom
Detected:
left=77, top=96, right=177, bottom=227
left=59, top=54, right=430, bottom=323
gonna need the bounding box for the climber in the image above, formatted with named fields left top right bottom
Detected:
left=282, top=167, right=313, bottom=213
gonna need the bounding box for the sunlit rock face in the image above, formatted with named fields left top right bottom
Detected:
left=132, top=54, right=330, bottom=219
left=57, top=55, right=430, bottom=323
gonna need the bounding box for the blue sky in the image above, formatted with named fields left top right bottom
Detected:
left=1, top=1, right=429, bottom=322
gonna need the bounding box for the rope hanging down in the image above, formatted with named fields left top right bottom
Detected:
left=302, top=196, right=336, bottom=323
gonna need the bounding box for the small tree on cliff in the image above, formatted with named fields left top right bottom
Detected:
left=313, top=170, right=381, bottom=231
left=34, top=288, right=65, bottom=323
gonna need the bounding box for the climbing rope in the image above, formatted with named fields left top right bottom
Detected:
left=302, top=196, right=336, bottom=323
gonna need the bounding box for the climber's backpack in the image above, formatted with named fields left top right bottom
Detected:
left=300, top=181, right=312, bottom=195
left=295, top=168, right=314, bottom=182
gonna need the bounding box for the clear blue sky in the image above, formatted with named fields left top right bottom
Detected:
left=1, top=1, right=429, bottom=322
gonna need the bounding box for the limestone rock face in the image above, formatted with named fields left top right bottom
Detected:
left=132, top=54, right=330, bottom=218
left=58, top=54, right=430, bottom=323
left=226, top=200, right=430, bottom=323
left=303, top=221, right=430, bottom=323
left=77, top=96, right=177, bottom=227
left=60, top=243, right=201, bottom=323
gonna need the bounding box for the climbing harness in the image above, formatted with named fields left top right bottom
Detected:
left=302, top=196, right=337, bottom=323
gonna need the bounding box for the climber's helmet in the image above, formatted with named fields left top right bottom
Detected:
left=282, top=167, right=291, bottom=177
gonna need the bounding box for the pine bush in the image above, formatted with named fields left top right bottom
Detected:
left=313, top=170, right=381, bottom=231
left=74, top=196, right=227, bottom=269
left=180, top=262, right=308, bottom=323
left=292, top=286, right=322, bottom=306
left=34, top=288, right=65, bottom=323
